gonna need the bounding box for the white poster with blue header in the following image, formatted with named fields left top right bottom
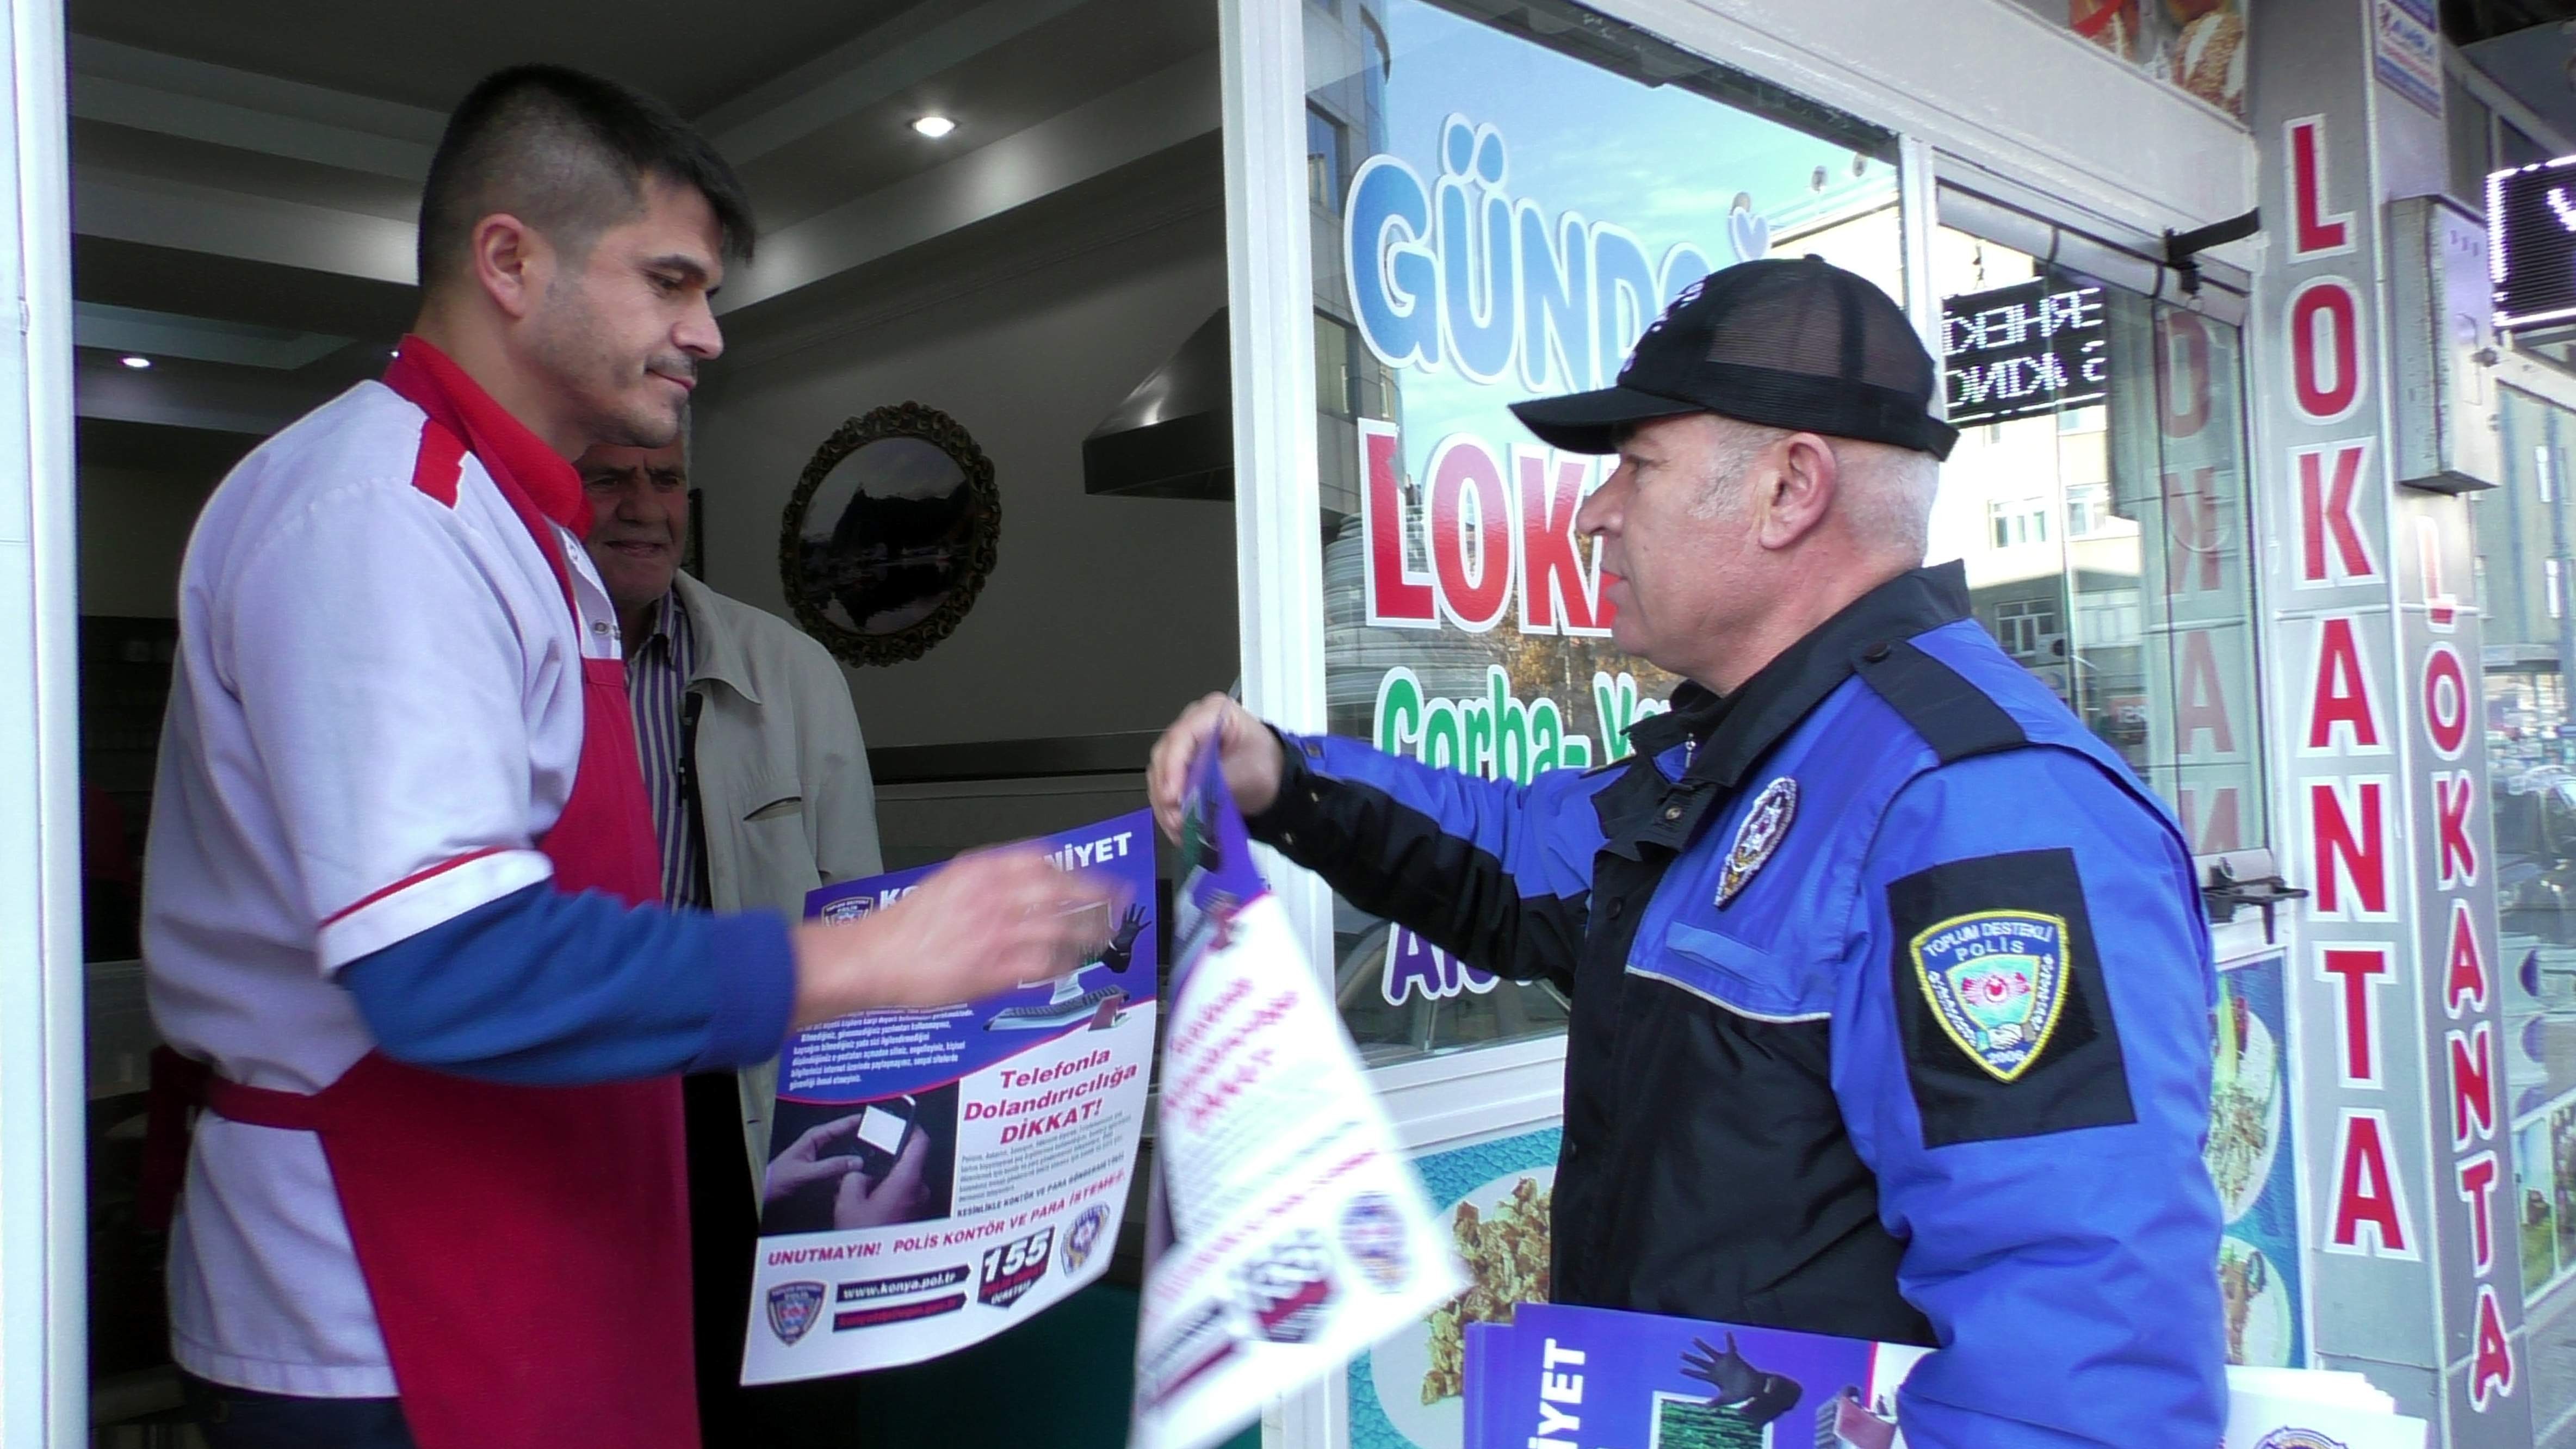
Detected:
left=1129, top=745, right=1463, bottom=1449
left=740, top=810, right=1159, bottom=1383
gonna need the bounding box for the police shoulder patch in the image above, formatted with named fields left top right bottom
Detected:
left=1909, top=909, right=2069, bottom=1081
left=1885, top=848, right=2134, bottom=1147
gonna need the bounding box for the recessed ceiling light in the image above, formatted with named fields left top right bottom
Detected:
left=119, top=355, right=151, bottom=369
left=912, top=115, right=957, bottom=139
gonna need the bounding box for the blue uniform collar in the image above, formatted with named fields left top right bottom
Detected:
left=1628, top=560, right=1975, bottom=791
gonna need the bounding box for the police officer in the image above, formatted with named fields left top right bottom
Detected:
left=1148, top=257, right=2225, bottom=1446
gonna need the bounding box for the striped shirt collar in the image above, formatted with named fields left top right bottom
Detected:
left=637, top=589, right=689, bottom=657
left=627, top=590, right=703, bottom=907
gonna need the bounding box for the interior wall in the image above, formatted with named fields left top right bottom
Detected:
left=691, top=172, right=1238, bottom=750
left=77, top=464, right=216, bottom=617
left=67, top=154, right=1243, bottom=751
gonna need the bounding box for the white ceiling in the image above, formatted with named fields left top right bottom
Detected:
left=67, top=0, right=922, bottom=118
left=65, top=0, right=1219, bottom=443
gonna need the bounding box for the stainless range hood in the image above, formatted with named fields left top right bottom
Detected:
left=1083, top=308, right=1231, bottom=500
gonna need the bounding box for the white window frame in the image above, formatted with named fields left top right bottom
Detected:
left=0, top=1, right=85, bottom=1446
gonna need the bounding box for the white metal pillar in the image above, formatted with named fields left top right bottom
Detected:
left=1217, top=2, right=1339, bottom=1444
left=0, top=0, right=89, bottom=1445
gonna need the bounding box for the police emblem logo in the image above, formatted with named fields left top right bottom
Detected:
left=1060, top=1204, right=1111, bottom=1277
left=765, top=1281, right=827, bottom=1346
left=1909, top=910, right=2071, bottom=1082
left=820, top=897, right=871, bottom=924
left=1716, top=777, right=1798, bottom=907
left=1338, top=1192, right=1411, bottom=1291
left=1235, top=1229, right=1337, bottom=1345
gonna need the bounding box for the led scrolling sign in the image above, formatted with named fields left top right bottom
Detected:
left=2488, top=155, right=2576, bottom=332
left=1939, top=278, right=2110, bottom=428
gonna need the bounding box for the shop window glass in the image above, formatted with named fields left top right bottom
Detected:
left=1307, top=106, right=1349, bottom=213
left=1315, top=312, right=1358, bottom=419
left=2069, top=481, right=2113, bottom=537
left=1304, top=0, right=1900, bottom=1067
left=1930, top=226, right=2265, bottom=851
left=2505, top=121, right=2556, bottom=171
left=2484, top=385, right=2576, bottom=1427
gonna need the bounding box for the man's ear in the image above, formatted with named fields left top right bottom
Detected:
left=1755, top=432, right=1838, bottom=550
left=468, top=213, right=549, bottom=321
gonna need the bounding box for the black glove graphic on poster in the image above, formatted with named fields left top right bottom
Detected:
left=1680, top=1334, right=1804, bottom=1425
left=1099, top=903, right=1149, bottom=973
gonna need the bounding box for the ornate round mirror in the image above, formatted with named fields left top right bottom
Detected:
left=779, top=403, right=999, bottom=667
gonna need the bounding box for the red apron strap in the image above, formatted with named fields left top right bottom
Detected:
left=137, top=1046, right=210, bottom=1233
left=139, top=1062, right=345, bottom=1233
left=202, top=1074, right=336, bottom=1132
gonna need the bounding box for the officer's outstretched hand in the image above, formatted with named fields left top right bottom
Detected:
left=1149, top=692, right=1284, bottom=844
left=790, top=847, right=1120, bottom=1030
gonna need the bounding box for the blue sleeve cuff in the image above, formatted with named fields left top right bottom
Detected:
left=343, top=883, right=797, bottom=1087
left=688, top=910, right=796, bottom=1073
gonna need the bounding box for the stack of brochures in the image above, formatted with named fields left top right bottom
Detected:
left=1464, top=1301, right=2430, bottom=1448
left=1128, top=744, right=1463, bottom=1449
left=2224, top=1365, right=2429, bottom=1448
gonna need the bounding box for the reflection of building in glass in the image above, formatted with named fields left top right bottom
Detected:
left=1929, top=225, right=2263, bottom=857
left=1306, top=0, right=1394, bottom=531
left=2485, top=393, right=2576, bottom=788
left=2486, top=391, right=2576, bottom=1325
left=1938, top=400, right=2145, bottom=756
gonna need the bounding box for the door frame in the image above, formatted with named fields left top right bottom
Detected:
left=0, top=0, right=91, bottom=1445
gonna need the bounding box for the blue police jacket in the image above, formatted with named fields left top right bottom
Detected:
left=1248, top=562, right=2227, bottom=1447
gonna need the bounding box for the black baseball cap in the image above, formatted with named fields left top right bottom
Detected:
left=1509, top=255, right=1959, bottom=461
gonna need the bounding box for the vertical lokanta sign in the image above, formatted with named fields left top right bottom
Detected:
left=1130, top=744, right=1463, bottom=1449
left=740, top=812, right=1159, bottom=1383
left=2251, top=0, right=2529, bottom=1434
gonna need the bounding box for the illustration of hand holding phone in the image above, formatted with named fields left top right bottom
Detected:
left=764, top=1099, right=921, bottom=1208
left=837, top=1096, right=920, bottom=1179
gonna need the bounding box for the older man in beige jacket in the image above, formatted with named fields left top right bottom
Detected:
left=581, top=435, right=883, bottom=1447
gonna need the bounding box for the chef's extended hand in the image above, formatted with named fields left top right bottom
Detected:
left=1148, top=693, right=1283, bottom=844
left=790, top=847, right=1119, bottom=1030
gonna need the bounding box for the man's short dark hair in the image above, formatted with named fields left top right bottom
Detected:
left=417, top=65, right=755, bottom=292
